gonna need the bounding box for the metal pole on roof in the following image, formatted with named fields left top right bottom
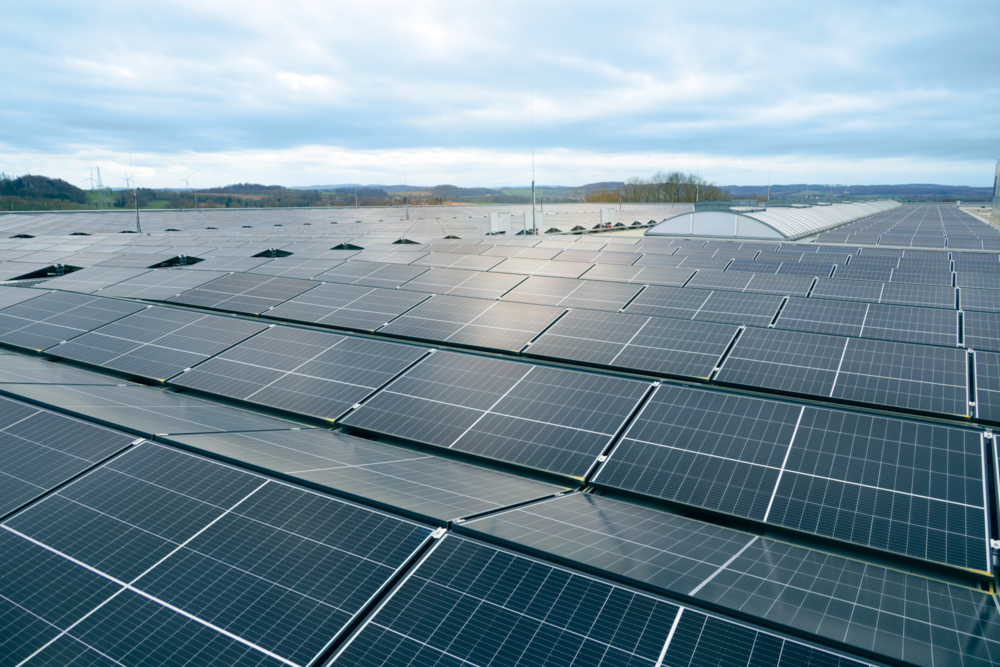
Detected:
left=767, top=157, right=771, bottom=202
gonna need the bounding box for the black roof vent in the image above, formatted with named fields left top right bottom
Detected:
left=253, top=248, right=293, bottom=258
left=10, top=234, right=33, bottom=238
left=331, top=243, right=364, bottom=250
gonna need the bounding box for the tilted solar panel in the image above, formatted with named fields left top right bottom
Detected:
left=0, top=443, right=432, bottom=667
left=501, top=276, right=643, bottom=311
left=48, top=307, right=268, bottom=381
left=314, top=260, right=430, bottom=288
left=168, top=272, right=319, bottom=314
left=340, top=351, right=651, bottom=479
left=171, top=326, right=428, bottom=421
left=0, top=291, right=146, bottom=352
left=525, top=308, right=738, bottom=379
left=266, top=282, right=431, bottom=331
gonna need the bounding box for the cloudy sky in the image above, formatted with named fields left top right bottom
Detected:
left=1, top=0, right=998, bottom=188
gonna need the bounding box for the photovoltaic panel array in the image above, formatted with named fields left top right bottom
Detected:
left=580, top=263, right=696, bottom=287
left=0, top=443, right=433, bottom=667
left=377, top=294, right=565, bottom=352
left=593, top=385, right=801, bottom=521
left=0, top=395, right=137, bottom=518
left=97, top=268, right=229, bottom=300
left=168, top=272, right=319, bottom=314
left=171, top=326, right=428, bottom=421
left=963, top=310, right=1000, bottom=352
left=0, top=290, right=146, bottom=351
left=811, top=278, right=957, bottom=309
left=0, top=285, right=42, bottom=309
left=37, top=266, right=150, bottom=293
left=266, top=282, right=431, bottom=331
left=716, top=328, right=970, bottom=417
left=462, top=493, right=1000, bottom=667
left=330, top=535, right=867, bottom=667
left=167, top=429, right=567, bottom=524
left=974, top=350, right=1000, bottom=424
left=525, top=308, right=738, bottom=379
left=47, top=307, right=268, bottom=381
left=0, top=354, right=128, bottom=385
left=340, top=351, right=651, bottom=479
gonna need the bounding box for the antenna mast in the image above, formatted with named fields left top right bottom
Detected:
left=129, top=156, right=141, bottom=233
left=404, top=170, right=409, bottom=221
left=767, top=157, right=771, bottom=202
left=530, top=91, right=536, bottom=233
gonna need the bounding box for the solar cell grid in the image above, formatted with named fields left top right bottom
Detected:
left=0, top=395, right=137, bottom=518
left=0, top=443, right=432, bottom=667
left=685, top=271, right=752, bottom=291
left=341, top=350, right=650, bottom=479
left=38, top=266, right=151, bottom=293
left=716, top=327, right=847, bottom=397
left=266, top=282, right=431, bottom=331
left=775, top=298, right=867, bottom=337
left=247, top=257, right=345, bottom=280
left=525, top=309, right=738, bottom=379
left=594, top=384, right=800, bottom=520
left=739, top=274, right=814, bottom=296
left=47, top=307, right=268, bottom=381
left=0, top=290, right=146, bottom=352
left=580, top=264, right=696, bottom=287
left=377, top=294, right=565, bottom=352
left=957, top=273, right=1000, bottom=290
left=0, top=354, right=128, bottom=385
left=171, top=326, right=428, bottom=421
left=768, top=406, right=987, bottom=570
left=490, top=257, right=594, bottom=278
left=0, top=285, right=42, bottom=309
left=553, top=249, right=639, bottom=264
left=167, top=272, right=319, bottom=315
left=409, top=252, right=503, bottom=271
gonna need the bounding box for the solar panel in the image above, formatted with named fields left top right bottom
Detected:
left=167, top=429, right=567, bottom=524
left=961, top=287, right=1000, bottom=314
left=0, top=384, right=309, bottom=437
left=554, top=249, right=639, bottom=264
left=397, top=267, right=526, bottom=299
left=247, top=257, right=345, bottom=280
left=580, top=264, right=696, bottom=287
left=525, top=309, right=738, bottom=379
left=96, top=268, right=229, bottom=300
left=0, top=285, right=43, bottom=309
left=171, top=326, right=427, bottom=421
left=624, top=286, right=783, bottom=327
left=38, top=266, right=151, bottom=293
left=0, top=395, right=137, bottom=518
left=880, top=282, right=956, bottom=308
left=461, top=493, right=1000, bottom=667
left=776, top=298, right=958, bottom=346
left=350, top=249, right=428, bottom=264
left=810, top=278, right=885, bottom=303
left=0, top=443, right=432, bottom=667
left=490, top=256, right=594, bottom=278
left=377, top=295, right=565, bottom=352
left=168, top=272, right=319, bottom=314
left=265, top=282, right=431, bottom=331
left=314, top=260, right=430, bottom=288
left=685, top=270, right=751, bottom=291
left=891, top=269, right=954, bottom=286
left=975, top=350, right=1000, bottom=424
left=340, top=351, right=650, bottom=479
left=831, top=338, right=969, bottom=416
left=331, top=535, right=863, bottom=667
left=410, top=252, right=504, bottom=271
left=739, top=273, right=814, bottom=296
left=501, top=276, right=643, bottom=311
left=47, top=307, right=268, bottom=381
left=0, top=291, right=146, bottom=352
left=593, top=384, right=800, bottom=520
left=716, top=327, right=848, bottom=397
left=622, top=285, right=710, bottom=319
left=186, top=256, right=272, bottom=272
left=724, top=259, right=781, bottom=274
left=633, top=252, right=686, bottom=267
left=0, top=355, right=128, bottom=385
left=767, top=406, right=987, bottom=570
left=774, top=297, right=868, bottom=337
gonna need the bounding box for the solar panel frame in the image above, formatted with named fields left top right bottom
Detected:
left=580, top=264, right=696, bottom=287
left=396, top=267, right=527, bottom=299
left=96, top=268, right=230, bottom=300
left=313, top=261, right=431, bottom=288
left=501, top=276, right=644, bottom=312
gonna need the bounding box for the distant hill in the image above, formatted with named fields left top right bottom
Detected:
left=722, top=183, right=993, bottom=201
left=1, top=174, right=89, bottom=210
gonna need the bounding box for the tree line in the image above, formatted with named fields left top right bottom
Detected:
left=585, top=172, right=730, bottom=203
